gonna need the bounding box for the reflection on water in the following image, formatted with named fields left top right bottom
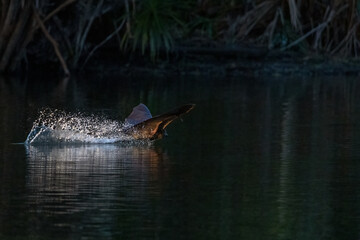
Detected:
left=25, top=144, right=166, bottom=239
left=2, top=74, right=360, bottom=239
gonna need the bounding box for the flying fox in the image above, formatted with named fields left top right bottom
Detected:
left=123, top=103, right=195, bottom=140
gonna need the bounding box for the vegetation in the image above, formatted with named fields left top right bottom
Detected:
left=1, top=0, right=360, bottom=75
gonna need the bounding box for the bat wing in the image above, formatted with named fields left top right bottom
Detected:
left=124, top=104, right=195, bottom=140
left=125, top=103, right=153, bottom=125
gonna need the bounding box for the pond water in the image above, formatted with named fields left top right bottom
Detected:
left=1, top=73, right=360, bottom=239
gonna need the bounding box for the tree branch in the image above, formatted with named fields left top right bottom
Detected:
left=281, top=4, right=348, bottom=51
left=0, top=1, right=31, bottom=72
left=80, top=19, right=126, bottom=70
left=43, top=0, right=77, bottom=23
left=33, top=7, right=70, bottom=77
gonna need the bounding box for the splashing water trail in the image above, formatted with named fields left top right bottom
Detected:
left=25, top=109, right=143, bottom=144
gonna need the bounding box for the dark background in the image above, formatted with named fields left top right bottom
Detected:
left=1, top=0, right=360, bottom=76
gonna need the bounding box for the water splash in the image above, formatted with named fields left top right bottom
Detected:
left=25, top=108, right=146, bottom=145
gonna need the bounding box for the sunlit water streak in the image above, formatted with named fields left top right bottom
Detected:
left=25, top=144, right=166, bottom=238
left=25, top=109, right=141, bottom=144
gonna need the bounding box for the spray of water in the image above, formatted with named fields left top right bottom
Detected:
left=25, top=108, right=147, bottom=145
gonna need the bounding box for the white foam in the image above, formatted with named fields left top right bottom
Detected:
left=25, top=109, right=146, bottom=145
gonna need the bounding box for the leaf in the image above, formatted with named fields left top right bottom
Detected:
left=119, top=0, right=188, bottom=61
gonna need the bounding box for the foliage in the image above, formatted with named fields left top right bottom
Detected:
left=219, top=0, right=360, bottom=56
left=120, top=0, right=189, bottom=60
left=2, top=0, right=360, bottom=74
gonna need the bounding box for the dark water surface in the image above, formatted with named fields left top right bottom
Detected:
left=1, top=73, right=360, bottom=239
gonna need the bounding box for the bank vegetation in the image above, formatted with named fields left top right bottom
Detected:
left=0, top=0, right=360, bottom=75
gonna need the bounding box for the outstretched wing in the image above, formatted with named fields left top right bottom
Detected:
left=125, top=104, right=195, bottom=140
left=125, top=103, right=153, bottom=125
